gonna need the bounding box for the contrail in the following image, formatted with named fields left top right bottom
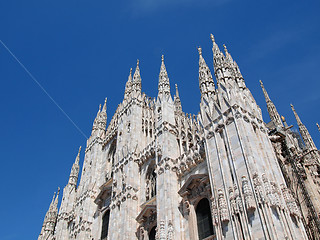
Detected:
left=0, top=39, right=88, bottom=140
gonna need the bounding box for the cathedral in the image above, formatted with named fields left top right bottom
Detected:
left=38, top=34, right=320, bottom=240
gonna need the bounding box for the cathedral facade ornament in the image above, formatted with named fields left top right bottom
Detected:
left=39, top=34, right=317, bottom=240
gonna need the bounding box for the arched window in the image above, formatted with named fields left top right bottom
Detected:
left=196, top=198, right=214, bottom=240
left=146, top=163, right=157, bottom=201
left=149, top=226, right=156, bottom=240
left=101, top=210, right=110, bottom=240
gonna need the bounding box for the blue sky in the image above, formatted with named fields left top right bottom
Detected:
left=0, top=0, right=319, bottom=239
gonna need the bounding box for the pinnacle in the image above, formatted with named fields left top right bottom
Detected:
left=160, top=55, right=167, bottom=70
left=175, top=84, right=179, bottom=98
left=133, top=59, right=141, bottom=82
left=75, top=146, right=81, bottom=164
left=54, top=187, right=60, bottom=207
left=128, top=68, right=132, bottom=81
left=223, top=44, right=227, bottom=52
left=102, top=97, right=107, bottom=112
left=158, top=54, right=170, bottom=97
left=159, top=54, right=168, bottom=75
left=198, top=46, right=202, bottom=56
left=291, top=104, right=302, bottom=125
left=260, top=80, right=271, bottom=102
left=210, top=33, right=215, bottom=43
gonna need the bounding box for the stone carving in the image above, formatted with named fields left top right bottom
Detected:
left=210, top=199, right=219, bottom=225
left=159, top=220, right=166, bottom=240
left=241, top=176, right=256, bottom=211
left=218, top=189, right=230, bottom=223
left=253, top=173, right=265, bottom=204
left=167, top=220, right=174, bottom=240
left=281, top=184, right=301, bottom=218
left=39, top=34, right=312, bottom=240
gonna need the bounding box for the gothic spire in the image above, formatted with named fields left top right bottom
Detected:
left=198, top=46, right=215, bottom=97
left=260, top=80, right=283, bottom=128
left=41, top=188, right=59, bottom=236
left=124, top=68, right=133, bottom=99
left=223, top=44, right=234, bottom=63
left=174, top=84, right=182, bottom=115
left=233, top=60, right=246, bottom=89
left=68, top=146, right=81, bottom=187
left=102, top=97, right=107, bottom=113
left=291, top=104, right=303, bottom=126
left=175, top=83, right=179, bottom=98
left=291, top=104, right=318, bottom=151
left=48, top=191, right=56, bottom=213
left=132, top=60, right=141, bottom=93
left=210, top=34, right=225, bottom=72
left=92, top=98, right=107, bottom=135
left=53, top=187, right=60, bottom=209
left=158, top=55, right=171, bottom=98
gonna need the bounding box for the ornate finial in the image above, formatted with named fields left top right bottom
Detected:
left=317, top=123, right=320, bottom=132
left=130, top=68, right=132, bottom=75
left=197, top=46, right=202, bottom=55
left=161, top=55, right=164, bottom=63
left=210, top=33, right=215, bottom=42
left=98, top=104, right=101, bottom=112
left=137, top=59, right=139, bottom=67
left=57, top=187, right=60, bottom=195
